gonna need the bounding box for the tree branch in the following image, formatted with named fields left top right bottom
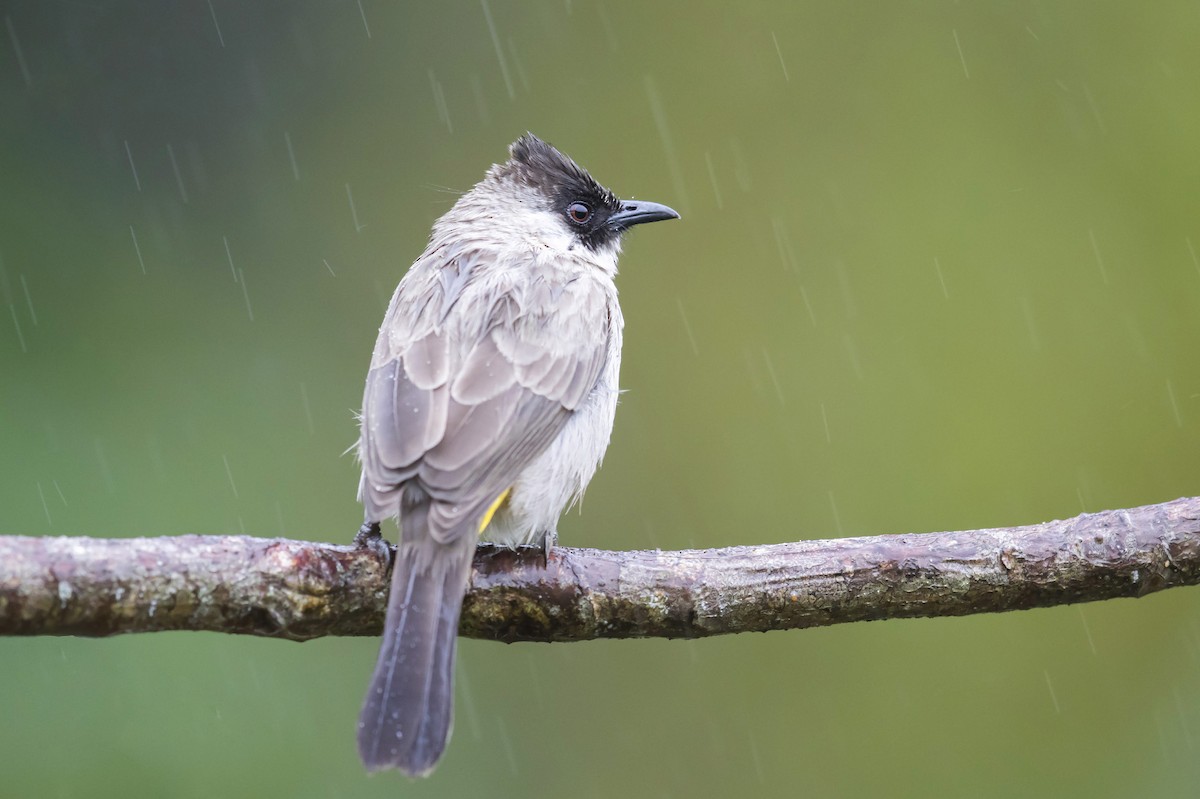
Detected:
left=2, top=496, right=1198, bottom=643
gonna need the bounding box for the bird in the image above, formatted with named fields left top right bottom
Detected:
left=354, top=133, right=679, bottom=776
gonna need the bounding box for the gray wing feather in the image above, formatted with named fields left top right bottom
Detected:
left=404, top=330, right=449, bottom=388
left=424, top=385, right=522, bottom=472
left=359, top=250, right=610, bottom=540
left=513, top=350, right=561, bottom=387
left=492, top=322, right=550, bottom=365
left=449, top=334, right=518, bottom=405
left=563, top=349, right=606, bottom=409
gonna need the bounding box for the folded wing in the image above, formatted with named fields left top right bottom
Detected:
left=358, top=250, right=611, bottom=540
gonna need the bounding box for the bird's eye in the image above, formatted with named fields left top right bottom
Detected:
left=567, top=202, right=591, bottom=224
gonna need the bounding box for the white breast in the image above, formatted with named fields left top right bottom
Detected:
left=484, top=293, right=624, bottom=547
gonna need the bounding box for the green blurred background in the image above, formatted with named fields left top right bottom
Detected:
left=3, top=2, right=1200, bottom=796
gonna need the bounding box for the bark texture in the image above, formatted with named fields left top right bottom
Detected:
left=1, top=496, right=1197, bottom=643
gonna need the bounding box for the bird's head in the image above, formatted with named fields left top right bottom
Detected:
left=438, top=133, right=679, bottom=272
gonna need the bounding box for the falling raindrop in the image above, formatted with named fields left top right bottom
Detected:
left=1077, top=607, right=1096, bottom=654
left=239, top=269, right=254, bottom=321
left=1044, top=670, right=1061, bottom=714
left=9, top=304, right=26, bottom=353
left=222, top=455, right=239, bottom=499
left=95, top=439, right=115, bottom=494
left=762, top=348, right=785, bottom=405
left=166, top=143, right=188, bottom=203
left=525, top=654, right=546, bottom=712
left=798, top=284, right=816, bottom=326
left=1167, top=379, right=1183, bottom=427
left=480, top=0, right=515, bottom=100
left=346, top=184, right=366, bottom=232
left=496, top=717, right=519, bottom=775
left=644, top=76, right=691, bottom=215
left=771, top=215, right=797, bottom=273
left=124, top=141, right=142, bottom=192
left=506, top=37, right=531, bottom=93
left=185, top=140, right=210, bottom=194
left=206, top=0, right=226, bottom=48
left=357, top=0, right=372, bottom=38
left=4, top=15, right=32, bottom=88
left=933, top=256, right=949, bottom=298
left=1173, top=686, right=1194, bottom=750
left=372, top=279, right=390, bottom=312
left=828, top=490, right=843, bottom=536
left=284, top=132, right=300, bottom=181
left=36, top=482, right=52, bottom=526
left=223, top=235, right=238, bottom=282
left=596, top=1, right=620, bottom=53
left=470, top=75, right=491, bottom=126
left=676, top=298, right=699, bottom=356
left=130, top=226, right=147, bottom=274
left=843, top=334, right=864, bottom=379
left=429, top=69, right=453, bottom=134
left=1082, top=82, right=1107, bottom=135
left=704, top=152, right=723, bottom=210
left=1155, top=707, right=1172, bottom=765
left=456, top=665, right=484, bottom=741
left=952, top=29, right=970, bottom=79
left=770, top=32, right=790, bottom=82
left=748, top=729, right=766, bottom=783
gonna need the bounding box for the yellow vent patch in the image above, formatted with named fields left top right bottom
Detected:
left=478, top=488, right=511, bottom=533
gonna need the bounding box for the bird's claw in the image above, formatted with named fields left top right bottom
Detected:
left=540, top=529, right=558, bottom=566
left=353, top=521, right=383, bottom=548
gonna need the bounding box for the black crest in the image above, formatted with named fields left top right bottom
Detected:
left=504, top=133, right=624, bottom=250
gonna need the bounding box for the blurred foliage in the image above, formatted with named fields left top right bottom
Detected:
left=2, top=2, right=1199, bottom=797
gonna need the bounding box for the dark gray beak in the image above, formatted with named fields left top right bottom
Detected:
left=609, top=199, right=680, bottom=232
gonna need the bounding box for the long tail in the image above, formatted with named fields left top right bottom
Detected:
left=357, top=506, right=475, bottom=777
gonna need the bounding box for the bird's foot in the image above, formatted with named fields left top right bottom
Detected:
left=353, top=521, right=383, bottom=548
left=354, top=521, right=396, bottom=570
left=539, top=529, right=558, bottom=567
left=478, top=530, right=558, bottom=568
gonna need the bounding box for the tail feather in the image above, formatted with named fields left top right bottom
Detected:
left=357, top=521, right=474, bottom=776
